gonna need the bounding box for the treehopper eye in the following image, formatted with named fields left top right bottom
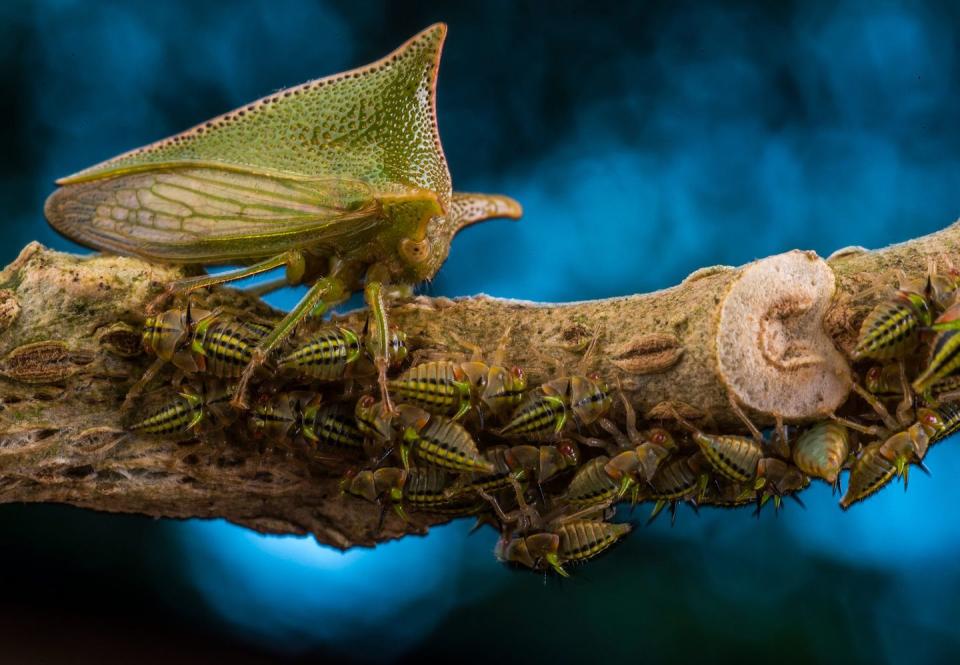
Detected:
left=44, top=23, right=522, bottom=408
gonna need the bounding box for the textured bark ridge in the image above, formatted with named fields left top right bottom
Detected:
left=0, top=222, right=956, bottom=548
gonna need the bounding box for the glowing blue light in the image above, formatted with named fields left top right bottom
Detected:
left=174, top=518, right=501, bottom=657
left=786, top=435, right=960, bottom=568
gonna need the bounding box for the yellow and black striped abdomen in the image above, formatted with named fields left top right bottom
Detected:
left=447, top=472, right=514, bottom=498
left=568, top=375, right=612, bottom=425
left=404, top=468, right=455, bottom=508
left=649, top=456, right=700, bottom=500
left=694, top=433, right=762, bottom=483
left=388, top=361, right=470, bottom=416
left=412, top=417, right=493, bottom=473
left=500, top=393, right=567, bottom=440
left=446, top=449, right=515, bottom=497
left=302, top=404, right=364, bottom=450
left=197, top=318, right=259, bottom=378
left=914, top=330, right=960, bottom=392
left=564, top=457, right=618, bottom=507
left=853, top=300, right=920, bottom=361
left=129, top=391, right=203, bottom=437
left=242, top=321, right=274, bottom=338
left=248, top=393, right=299, bottom=441
left=279, top=327, right=361, bottom=380
left=840, top=442, right=896, bottom=508
left=557, top=520, right=631, bottom=563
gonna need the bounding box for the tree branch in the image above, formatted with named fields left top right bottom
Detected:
left=0, top=223, right=955, bottom=548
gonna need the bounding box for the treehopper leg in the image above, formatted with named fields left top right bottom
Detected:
left=364, top=280, right=394, bottom=414
left=122, top=356, right=167, bottom=410
left=895, top=360, right=915, bottom=426
left=231, top=275, right=348, bottom=408
left=148, top=251, right=308, bottom=314
left=850, top=382, right=901, bottom=431
left=830, top=415, right=883, bottom=437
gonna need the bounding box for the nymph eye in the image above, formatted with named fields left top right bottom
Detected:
left=558, top=441, right=579, bottom=464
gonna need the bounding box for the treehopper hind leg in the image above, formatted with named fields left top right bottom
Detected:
left=364, top=279, right=393, bottom=413
left=147, top=249, right=310, bottom=314
left=363, top=271, right=419, bottom=415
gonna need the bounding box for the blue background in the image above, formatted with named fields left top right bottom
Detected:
left=2, top=1, right=960, bottom=662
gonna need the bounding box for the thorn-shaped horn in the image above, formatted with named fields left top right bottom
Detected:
left=448, top=192, right=523, bottom=235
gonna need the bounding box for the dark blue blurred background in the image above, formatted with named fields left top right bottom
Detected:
left=3, top=1, right=960, bottom=662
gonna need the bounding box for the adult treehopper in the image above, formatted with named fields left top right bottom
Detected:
left=44, top=23, right=522, bottom=408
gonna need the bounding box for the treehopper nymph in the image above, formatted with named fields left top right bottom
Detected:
left=44, top=23, right=522, bottom=407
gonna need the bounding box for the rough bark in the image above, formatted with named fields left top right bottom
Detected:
left=0, top=223, right=956, bottom=548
